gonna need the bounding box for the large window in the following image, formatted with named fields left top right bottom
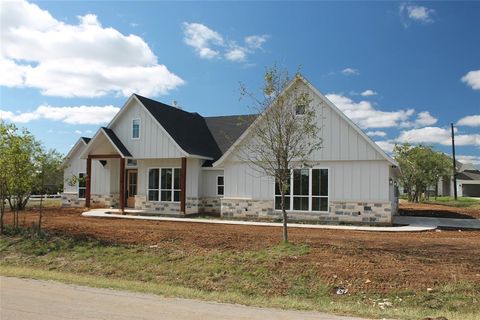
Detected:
left=78, top=172, right=86, bottom=199
left=275, top=168, right=328, bottom=212
left=217, top=175, right=224, bottom=196
left=132, top=119, right=140, bottom=139
left=147, top=169, right=159, bottom=201
left=148, top=168, right=180, bottom=202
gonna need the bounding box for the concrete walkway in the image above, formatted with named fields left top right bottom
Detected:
left=0, top=277, right=364, bottom=320
left=82, top=209, right=435, bottom=232
left=393, top=215, right=480, bottom=230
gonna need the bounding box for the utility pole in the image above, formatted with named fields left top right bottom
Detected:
left=451, top=123, right=457, bottom=200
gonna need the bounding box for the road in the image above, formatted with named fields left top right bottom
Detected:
left=0, top=277, right=364, bottom=320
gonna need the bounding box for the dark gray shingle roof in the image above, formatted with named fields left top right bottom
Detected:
left=134, top=94, right=256, bottom=161
left=204, top=115, right=257, bottom=154
left=101, top=127, right=132, bottom=157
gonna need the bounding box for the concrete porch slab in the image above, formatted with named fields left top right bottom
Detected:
left=82, top=209, right=436, bottom=232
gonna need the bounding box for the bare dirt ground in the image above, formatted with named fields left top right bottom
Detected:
left=399, top=202, right=480, bottom=219
left=4, top=208, right=480, bottom=293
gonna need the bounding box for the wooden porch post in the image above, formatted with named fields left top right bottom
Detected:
left=86, top=156, right=92, bottom=208
left=180, top=157, right=187, bottom=214
left=119, top=157, right=125, bottom=212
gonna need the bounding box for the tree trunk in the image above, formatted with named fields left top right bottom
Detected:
left=38, top=192, right=43, bottom=233
left=281, top=191, right=288, bottom=243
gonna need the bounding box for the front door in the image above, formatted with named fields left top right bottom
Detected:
left=127, top=170, right=137, bottom=208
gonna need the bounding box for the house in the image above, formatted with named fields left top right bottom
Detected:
left=62, top=75, right=400, bottom=224
left=438, top=161, right=480, bottom=197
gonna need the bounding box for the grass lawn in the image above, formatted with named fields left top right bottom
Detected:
left=423, top=196, right=480, bottom=209
left=1, top=231, right=479, bottom=320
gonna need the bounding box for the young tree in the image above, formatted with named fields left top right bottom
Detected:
left=0, top=122, right=42, bottom=229
left=35, top=149, right=64, bottom=232
left=394, top=144, right=451, bottom=202
left=238, top=66, right=322, bottom=242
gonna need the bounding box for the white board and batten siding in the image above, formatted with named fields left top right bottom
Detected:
left=109, top=99, right=184, bottom=159
left=63, top=143, right=87, bottom=194
left=64, top=141, right=119, bottom=195
left=201, top=169, right=225, bottom=198
left=221, top=81, right=393, bottom=203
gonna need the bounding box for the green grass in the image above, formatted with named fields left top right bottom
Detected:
left=1, top=233, right=479, bottom=320
left=423, top=196, right=480, bottom=208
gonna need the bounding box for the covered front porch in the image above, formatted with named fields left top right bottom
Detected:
left=80, top=127, right=190, bottom=213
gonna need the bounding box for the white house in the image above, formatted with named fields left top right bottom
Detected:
left=63, top=76, right=400, bottom=224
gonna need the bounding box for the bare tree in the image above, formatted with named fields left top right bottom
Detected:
left=238, top=65, right=322, bottom=242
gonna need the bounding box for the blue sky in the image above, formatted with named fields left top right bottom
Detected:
left=1, top=0, right=479, bottom=164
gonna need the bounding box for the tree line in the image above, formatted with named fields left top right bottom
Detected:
left=0, top=121, right=64, bottom=234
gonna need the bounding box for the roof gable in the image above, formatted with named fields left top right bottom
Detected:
left=213, top=75, right=398, bottom=167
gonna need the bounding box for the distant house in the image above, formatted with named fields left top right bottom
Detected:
left=438, top=161, right=480, bottom=197
left=63, top=75, right=400, bottom=224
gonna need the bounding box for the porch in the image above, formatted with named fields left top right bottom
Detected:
left=80, top=127, right=189, bottom=213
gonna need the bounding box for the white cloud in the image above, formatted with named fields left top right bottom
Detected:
left=183, top=22, right=268, bottom=63
left=366, top=131, right=387, bottom=137
left=400, top=3, right=435, bottom=25
left=396, top=126, right=480, bottom=146
left=457, top=115, right=480, bottom=127
left=182, top=22, right=224, bottom=59
left=245, top=35, right=269, bottom=49
left=74, top=130, right=82, bottom=135
left=414, top=111, right=438, bottom=126
left=225, top=47, right=247, bottom=62
left=456, top=155, right=480, bottom=165
left=326, top=93, right=414, bottom=129
left=361, top=89, right=377, bottom=97
left=341, top=68, right=360, bottom=76
left=375, top=141, right=396, bottom=153
left=461, top=70, right=480, bottom=90
left=0, top=0, right=184, bottom=97
left=0, top=105, right=120, bottom=125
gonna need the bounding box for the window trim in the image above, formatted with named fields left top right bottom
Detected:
left=216, top=175, right=224, bottom=196
left=126, top=159, right=138, bottom=167
left=131, top=118, right=141, bottom=140
left=78, top=172, right=86, bottom=200
left=274, top=167, right=329, bottom=213
left=147, top=167, right=181, bottom=203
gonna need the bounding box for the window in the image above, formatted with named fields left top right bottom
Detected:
left=312, top=169, right=328, bottom=211
left=78, top=173, right=86, bottom=199
left=148, top=168, right=180, bottom=202
left=293, top=169, right=309, bottom=210
left=132, top=119, right=140, bottom=139
left=295, top=104, right=306, bottom=115
left=127, top=159, right=137, bottom=167
left=217, top=176, right=224, bottom=196
left=147, top=169, right=159, bottom=201
left=275, top=168, right=329, bottom=212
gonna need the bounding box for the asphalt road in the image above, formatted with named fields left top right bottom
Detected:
left=0, top=277, right=364, bottom=320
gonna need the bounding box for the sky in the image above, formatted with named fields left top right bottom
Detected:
left=0, top=0, right=479, bottom=165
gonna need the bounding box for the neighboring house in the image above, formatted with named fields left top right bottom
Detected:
left=63, top=75, right=400, bottom=224
left=438, top=161, right=480, bottom=197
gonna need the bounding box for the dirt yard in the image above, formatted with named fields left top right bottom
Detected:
left=399, top=202, right=480, bottom=219
left=4, top=208, right=480, bottom=294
